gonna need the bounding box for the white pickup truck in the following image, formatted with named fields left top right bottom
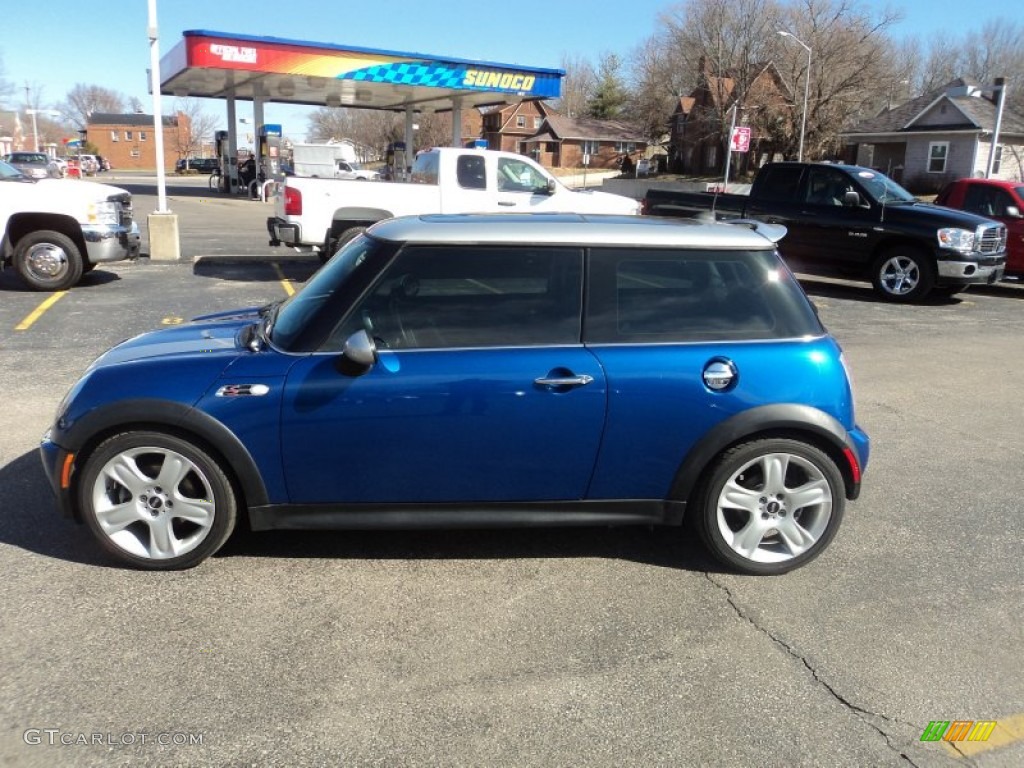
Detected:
left=1, top=159, right=140, bottom=291
left=267, top=147, right=640, bottom=259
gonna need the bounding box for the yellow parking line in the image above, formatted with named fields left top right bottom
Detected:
left=271, top=263, right=295, bottom=297
left=15, top=291, right=67, bottom=331
left=943, top=712, right=1024, bottom=758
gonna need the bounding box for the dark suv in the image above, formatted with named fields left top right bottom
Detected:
left=41, top=213, right=869, bottom=574
left=175, top=157, right=219, bottom=174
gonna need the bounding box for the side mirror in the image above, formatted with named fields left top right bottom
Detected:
left=842, top=190, right=861, bottom=207
left=545, top=177, right=557, bottom=196
left=1005, top=205, right=1021, bottom=219
left=337, top=329, right=378, bottom=376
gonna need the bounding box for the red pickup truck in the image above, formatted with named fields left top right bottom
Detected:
left=936, top=178, right=1024, bottom=277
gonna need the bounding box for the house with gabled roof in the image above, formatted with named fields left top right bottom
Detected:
left=841, top=78, right=1024, bottom=192
left=478, top=100, right=554, bottom=154
left=669, top=59, right=793, bottom=176
left=520, top=113, right=648, bottom=170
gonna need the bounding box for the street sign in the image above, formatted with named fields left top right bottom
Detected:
left=730, top=126, right=751, bottom=153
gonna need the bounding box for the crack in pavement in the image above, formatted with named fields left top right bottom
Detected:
left=705, top=573, right=940, bottom=768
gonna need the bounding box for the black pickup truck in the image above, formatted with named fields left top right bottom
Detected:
left=642, top=163, right=1008, bottom=301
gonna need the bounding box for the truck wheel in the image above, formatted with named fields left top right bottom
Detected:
left=13, top=230, right=84, bottom=291
left=871, top=246, right=934, bottom=302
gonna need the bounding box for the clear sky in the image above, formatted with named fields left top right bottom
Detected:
left=0, top=0, right=1014, bottom=142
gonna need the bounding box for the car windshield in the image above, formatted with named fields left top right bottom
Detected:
left=851, top=168, right=916, bottom=204
left=0, top=160, right=29, bottom=180
left=270, top=234, right=379, bottom=349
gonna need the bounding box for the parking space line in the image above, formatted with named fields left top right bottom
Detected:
left=271, top=263, right=295, bottom=297
left=15, top=291, right=67, bottom=331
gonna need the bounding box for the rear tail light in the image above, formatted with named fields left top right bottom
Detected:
left=284, top=186, right=302, bottom=216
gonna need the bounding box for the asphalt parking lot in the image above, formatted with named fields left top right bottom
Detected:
left=1, top=175, right=1022, bottom=767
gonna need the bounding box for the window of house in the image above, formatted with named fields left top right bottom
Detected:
left=991, top=145, right=1002, bottom=175
left=582, top=140, right=599, bottom=156
left=125, top=130, right=133, bottom=141
left=110, top=131, right=118, bottom=142
left=616, top=142, right=636, bottom=153
left=516, top=116, right=526, bottom=128
left=130, top=149, right=140, bottom=158
left=533, top=117, right=542, bottom=129
left=928, top=142, right=948, bottom=173
left=140, top=131, right=147, bottom=142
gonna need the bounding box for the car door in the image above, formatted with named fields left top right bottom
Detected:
left=279, top=244, right=607, bottom=505
left=787, top=166, right=879, bottom=272
left=493, top=156, right=557, bottom=211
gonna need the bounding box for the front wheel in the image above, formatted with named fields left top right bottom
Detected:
left=871, top=247, right=935, bottom=302
left=78, top=431, right=238, bottom=570
left=13, top=230, right=84, bottom=291
left=693, top=439, right=845, bottom=575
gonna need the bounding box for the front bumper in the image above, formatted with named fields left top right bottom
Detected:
left=267, top=216, right=301, bottom=248
left=39, top=431, right=77, bottom=521
left=82, top=221, right=141, bottom=264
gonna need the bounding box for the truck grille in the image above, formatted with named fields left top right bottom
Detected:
left=977, top=224, right=1007, bottom=254
left=107, top=192, right=133, bottom=228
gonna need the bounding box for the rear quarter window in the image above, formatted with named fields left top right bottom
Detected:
left=585, top=247, right=823, bottom=343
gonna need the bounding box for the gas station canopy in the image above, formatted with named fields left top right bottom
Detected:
left=159, top=30, right=564, bottom=112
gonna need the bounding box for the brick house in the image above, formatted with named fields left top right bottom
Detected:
left=478, top=100, right=554, bottom=153
left=841, top=78, right=1024, bottom=193
left=669, top=60, right=793, bottom=176
left=521, top=114, right=647, bottom=170
left=85, top=112, right=190, bottom=172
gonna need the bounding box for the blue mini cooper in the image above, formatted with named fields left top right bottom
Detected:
left=41, top=214, right=869, bottom=574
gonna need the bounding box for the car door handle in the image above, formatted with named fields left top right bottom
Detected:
left=534, top=374, right=594, bottom=388
left=498, top=201, right=516, bottom=206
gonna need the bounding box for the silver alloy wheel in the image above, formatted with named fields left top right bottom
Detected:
left=25, top=242, right=70, bottom=281
left=715, top=451, right=833, bottom=564
left=878, top=255, right=920, bottom=296
left=89, top=446, right=217, bottom=560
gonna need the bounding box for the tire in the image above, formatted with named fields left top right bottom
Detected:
left=13, top=230, right=84, bottom=291
left=871, top=246, right=935, bottom=302
left=78, top=431, right=238, bottom=570
left=322, top=225, right=367, bottom=263
left=693, top=439, right=845, bottom=575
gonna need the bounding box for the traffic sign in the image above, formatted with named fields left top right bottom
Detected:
left=730, top=126, right=751, bottom=153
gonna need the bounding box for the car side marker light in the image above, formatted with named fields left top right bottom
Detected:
left=60, top=453, right=76, bottom=490
left=842, top=447, right=861, bottom=484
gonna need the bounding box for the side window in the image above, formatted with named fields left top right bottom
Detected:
left=585, top=248, right=821, bottom=343
left=341, top=246, right=583, bottom=350
left=456, top=155, right=486, bottom=190
left=962, top=185, right=993, bottom=216
left=990, top=189, right=1015, bottom=217
left=410, top=153, right=439, bottom=184
left=496, top=157, right=547, bottom=193
left=756, top=166, right=803, bottom=202
left=804, top=168, right=850, bottom=207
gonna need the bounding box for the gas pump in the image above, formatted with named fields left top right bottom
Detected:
left=256, top=124, right=283, bottom=182
left=385, top=141, right=407, bottom=181
left=214, top=130, right=234, bottom=192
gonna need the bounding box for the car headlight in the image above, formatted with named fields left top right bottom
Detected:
left=86, top=200, right=119, bottom=226
left=937, top=227, right=975, bottom=253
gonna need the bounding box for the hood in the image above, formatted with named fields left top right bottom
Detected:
left=889, top=200, right=1002, bottom=229
left=34, top=177, right=131, bottom=198
left=94, top=313, right=257, bottom=367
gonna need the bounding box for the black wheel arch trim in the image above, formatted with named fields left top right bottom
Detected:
left=668, top=404, right=862, bottom=519
left=57, top=398, right=269, bottom=518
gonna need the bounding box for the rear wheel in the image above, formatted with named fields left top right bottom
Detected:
left=13, top=230, right=84, bottom=291
left=693, top=439, right=845, bottom=575
left=78, top=431, right=238, bottom=570
left=871, top=246, right=934, bottom=302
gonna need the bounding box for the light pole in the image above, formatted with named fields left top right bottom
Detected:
left=25, top=109, right=61, bottom=152
left=778, top=30, right=811, bottom=162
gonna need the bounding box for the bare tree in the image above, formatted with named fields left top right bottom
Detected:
left=171, top=97, right=219, bottom=162
left=552, top=54, right=596, bottom=118
left=57, top=84, right=128, bottom=129
left=307, top=107, right=402, bottom=159
left=0, top=52, right=14, bottom=109
left=774, top=0, right=904, bottom=158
